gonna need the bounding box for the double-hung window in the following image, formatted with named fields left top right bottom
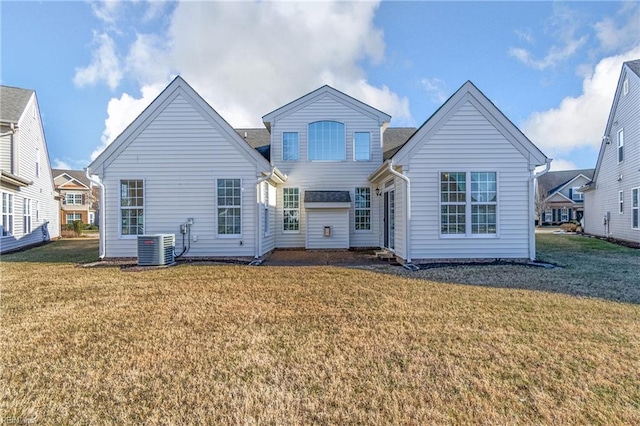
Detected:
left=440, top=172, right=497, bottom=236
left=65, top=193, right=83, bottom=205
left=2, top=193, right=14, bottom=237
left=618, top=129, right=624, bottom=163
left=619, top=190, right=624, bottom=214
left=308, top=121, right=345, bottom=161
left=263, top=184, right=270, bottom=237
left=354, top=132, right=371, bottom=161
left=23, top=199, right=32, bottom=233
left=120, top=180, right=144, bottom=237
left=283, top=188, right=299, bottom=232
left=544, top=209, right=552, bottom=223
left=632, top=188, right=639, bottom=229
left=571, top=187, right=583, bottom=201
left=217, top=179, right=241, bottom=236
left=355, top=187, right=371, bottom=230
left=561, top=207, right=569, bottom=222
left=282, top=132, right=299, bottom=161
left=66, top=212, right=82, bottom=223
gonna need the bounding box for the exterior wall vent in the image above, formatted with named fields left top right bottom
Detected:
left=137, top=234, right=175, bottom=266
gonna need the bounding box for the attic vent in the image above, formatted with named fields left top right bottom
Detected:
left=137, top=234, right=175, bottom=266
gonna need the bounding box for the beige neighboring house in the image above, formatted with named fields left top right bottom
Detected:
left=536, top=169, right=594, bottom=225
left=52, top=169, right=96, bottom=229
left=1, top=85, right=60, bottom=254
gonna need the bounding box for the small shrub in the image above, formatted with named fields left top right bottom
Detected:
left=560, top=222, right=578, bottom=232
left=72, top=220, right=84, bottom=237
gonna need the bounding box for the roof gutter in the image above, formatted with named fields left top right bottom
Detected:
left=529, top=158, right=552, bottom=261
left=85, top=167, right=106, bottom=260
left=386, top=161, right=413, bottom=265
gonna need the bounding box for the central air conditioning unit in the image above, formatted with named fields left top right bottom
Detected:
left=137, top=234, right=175, bottom=266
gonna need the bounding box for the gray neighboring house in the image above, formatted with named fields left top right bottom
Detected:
left=88, top=77, right=548, bottom=262
left=1, top=85, right=60, bottom=254
left=582, top=60, right=640, bottom=244
left=536, top=169, right=594, bottom=225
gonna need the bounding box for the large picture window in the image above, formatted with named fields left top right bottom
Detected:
left=283, top=188, right=300, bottom=232
left=282, top=132, right=299, bottom=161
left=217, top=179, right=242, bottom=236
left=354, top=132, right=371, bottom=161
left=2, top=192, right=14, bottom=237
left=120, top=180, right=144, bottom=237
left=355, top=187, right=371, bottom=230
left=440, top=172, right=497, bottom=236
left=308, top=121, right=345, bottom=161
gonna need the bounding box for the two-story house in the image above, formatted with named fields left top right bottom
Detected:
left=52, top=169, right=97, bottom=229
left=536, top=169, right=594, bottom=225
left=88, top=77, right=548, bottom=263
left=582, top=59, right=640, bottom=243
left=1, top=85, right=60, bottom=254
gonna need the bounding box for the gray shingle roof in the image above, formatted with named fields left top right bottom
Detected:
left=0, top=85, right=34, bottom=123
left=52, top=169, right=91, bottom=188
left=537, top=168, right=595, bottom=196
left=626, top=59, right=640, bottom=78
left=304, top=191, right=351, bottom=203
left=235, top=128, right=270, bottom=161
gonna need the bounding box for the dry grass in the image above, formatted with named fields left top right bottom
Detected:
left=1, top=238, right=639, bottom=424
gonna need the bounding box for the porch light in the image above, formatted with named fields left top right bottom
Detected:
left=375, top=187, right=381, bottom=197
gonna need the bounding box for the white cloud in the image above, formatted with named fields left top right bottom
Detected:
left=521, top=45, right=640, bottom=159
left=509, top=4, right=587, bottom=70
left=87, top=0, right=411, bottom=159
left=52, top=159, right=71, bottom=170
left=73, top=32, right=122, bottom=90
left=594, top=2, right=640, bottom=52
left=420, top=77, right=448, bottom=104
left=549, top=159, right=578, bottom=172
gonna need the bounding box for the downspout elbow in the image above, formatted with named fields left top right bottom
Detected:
left=85, top=167, right=106, bottom=260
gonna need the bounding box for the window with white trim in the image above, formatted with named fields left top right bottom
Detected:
left=632, top=188, right=639, bottom=229
left=35, top=201, right=40, bottom=222
left=282, top=132, right=299, bottom=161
left=571, top=187, right=583, bottom=201
left=308, top=121, right=345, bottom=161
left=65, top=192, right=83, bottom=205
left=217, top=179, right=241, bottom=236
left=2, top=192, right=14, bottom=237
left=544, top=209, right=552, bottom=223
left=619, top=190, right=624, bottom=214
left=283, top=188, right=299, bottom=232
left=66, top=212, right=82, bottom=223
left=23, top=199, right=32, bottom=233
left=355, top=187, right=371, bottom=230
left=618, top=128, right=624, bottom=163
left=440, top=172, right=497, bottom=236
left=120, top=180, right=144, bottom=236
left=354, top=132, right=371, bottom=161
left=35, top=148, right=40, bottom=177
left=561, top=207, right=569, bottom=222
left=623, top=78, right=629, bottom=96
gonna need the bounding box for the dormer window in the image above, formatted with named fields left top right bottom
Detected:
left=308, top=121, right=345, bottom=161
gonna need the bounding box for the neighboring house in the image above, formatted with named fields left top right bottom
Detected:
left=88, top=77, right=548, bottom=262
left=582, top=59, right=640, bottom=244
left=1, top=85, right=60, bottom=254
left=536, top=169, right=594, bottom=225
left=52, top=169, right=97, bottom=229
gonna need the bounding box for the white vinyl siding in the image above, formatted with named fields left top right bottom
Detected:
left=120, top=179, right=144, bottom=237
left=217, top=178, right=242, bottom=236
left=306, top=208, right=349, bottom=249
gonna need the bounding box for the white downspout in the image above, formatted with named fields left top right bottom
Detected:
left=85, top=167, right=106, bottom=260
left=254, top=167, right=276, bottom=260
left=529, top=158, right=552, bottom=261
left=386, top=161, right=412, bottom=264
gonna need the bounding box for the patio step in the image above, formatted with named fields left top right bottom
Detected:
left=375, top=250, right=396, bottom=262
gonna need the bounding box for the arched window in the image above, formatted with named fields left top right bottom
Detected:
left=308, top=121, right=345, bottom=161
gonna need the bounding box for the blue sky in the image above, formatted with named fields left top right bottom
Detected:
left=2, top=1, right=639, bottom=172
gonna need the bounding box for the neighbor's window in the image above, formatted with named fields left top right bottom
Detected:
left=571, top=187, right=583, bottom=201
left=2, top=192, right=14, bottom=237
left=120, top=180, right=144, bottom=236
left=66, top=212, right=82, bottom=224
left=619, top=190, right=624, bottom=214
left=217, top=179, right=241, bottom=236
left=65, top=193, right=83, bottom=205
left=618, top=129, right=624, bottom=163
left=441, top=172, right=497, bottom=236
left=561, top=207, right=569, bottom=222
left=354, top=132, right=371, bottom=161
left=308, top=121, right=345, bottom=161
left=23, top=199, right=32, bottom=233
left=355, top=187, right=371, bottom=231
left=632, top=188, right=639, bottom=229
left=282, top=132, right=299, bottom=161
left=544, top=209, right=552, bottom=223
left=283, top=188, right=300, bottom=232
